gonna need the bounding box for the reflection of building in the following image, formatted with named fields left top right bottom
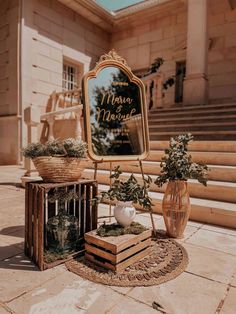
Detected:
left=0, top=0, right=236, bottom=165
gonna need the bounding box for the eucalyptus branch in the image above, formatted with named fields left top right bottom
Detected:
left=154, top=134, right=209, bottom=187
left=101, top=166, right=153, bottom=210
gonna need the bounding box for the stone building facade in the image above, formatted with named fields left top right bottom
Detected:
left=0, top=0, right=236, bottom=164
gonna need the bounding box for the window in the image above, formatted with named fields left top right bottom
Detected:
left=63, top=62, right=79, bottom=91
left=175, top=61, right=186, bottom=103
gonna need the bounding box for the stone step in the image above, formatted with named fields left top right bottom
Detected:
left=149, top=130, right=236, bottom=141
left=149, top=102, right=236, bottom=114
left=148, top=107, right=236, bottom=119
left=98, top=185, right=236, bottom=229
left=82, top=169, right=236, bottom=203
left=148, top=114, right=236, bottom=125
left=149, top=121, right=236, bottom=132
left=147, top=150, right=236, bottom=166
left=83, top=160, right=236, bottom=183
left=150, top=141, right=236, bottom=152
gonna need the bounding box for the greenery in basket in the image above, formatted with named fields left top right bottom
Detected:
left=22, top=138, right=87, bottom=159
left=101, top=166, right=153, bottom=210
left=154, top=133, right=208, bottom=187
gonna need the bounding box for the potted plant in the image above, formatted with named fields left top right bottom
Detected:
left=101, top=166, right=152, bottom=227
left=22, top=138, right=87, bottom=182
left=154, top=133, right=208, bottom=238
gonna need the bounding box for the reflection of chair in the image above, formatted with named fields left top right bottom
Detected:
left=24, top=89, right=84, bottom=177
left=123, top=114, right=143, bottom=154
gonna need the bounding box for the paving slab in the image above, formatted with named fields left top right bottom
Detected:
left=155, top=218, right=200, bottom=242
left=183, top=243, right=236, bottom=284
left=0, top=254, right=66, bottom=303
left=107, top=295, right=158, bottom=314
left=231, top=272, right=236, bottom=287
left=220, top=287, right=236, bottom=314
left=127, top=272, right=227, bottom=314
left=186, top=229, right=236, bottom=255
left=7, top=274, right=144, bottom=314
left=202, top=224, right=236, bottom=237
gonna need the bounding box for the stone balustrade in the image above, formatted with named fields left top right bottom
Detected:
left=141, top=72, right=164, bottom=109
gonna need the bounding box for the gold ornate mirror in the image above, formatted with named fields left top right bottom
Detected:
left=82, top=50, right=150, bottom=162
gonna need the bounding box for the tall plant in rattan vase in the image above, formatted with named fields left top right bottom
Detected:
left=22, top=138, right=87, bottom=182
left=154, top=134, right=208, bottom=238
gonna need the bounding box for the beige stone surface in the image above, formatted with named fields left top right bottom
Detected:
left=186, top=229, right=236, bottom=255
left=1, top=165, right=236, bottom=313
left=127, top=272, right=227, bottom=314
left=202, top=224, right=236, bottom=237
left=183, top=243, right=236, bottom=284
left=220, top=287, right=236, bottom=314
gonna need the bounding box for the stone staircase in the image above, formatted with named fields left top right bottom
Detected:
left=149, top=102, right=236, bottom=140
left=82, top=102, right=236, bottom=229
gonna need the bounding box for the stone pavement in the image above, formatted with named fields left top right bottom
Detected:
left=0, top=166, right=236, bottom=314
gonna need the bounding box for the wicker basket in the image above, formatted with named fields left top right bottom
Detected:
left=33, top=156, right=84, bottom=183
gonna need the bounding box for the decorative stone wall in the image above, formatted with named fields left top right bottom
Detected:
left=0, top=0, right=110, bottom=164
left=208, top=0, right=236, bottom=102
left=0, top=0, right=20, bottom=164
left=111, top=3, right=187, bottom=107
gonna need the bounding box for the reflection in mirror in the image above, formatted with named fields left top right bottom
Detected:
left=88, top=66, right=144, bottom=157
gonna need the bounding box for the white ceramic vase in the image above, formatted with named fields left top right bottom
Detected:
left=114, top=201, right=136, bottom=227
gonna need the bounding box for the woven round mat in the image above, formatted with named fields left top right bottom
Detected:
left=66, top=232, right=188, bottom=287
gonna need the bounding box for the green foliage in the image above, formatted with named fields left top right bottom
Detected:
left=48, top=188, right=79, bottom=203
left=101, top=166, right=153, bottom=210
left=22, top=138, right=87, bottom=159
left=97, top=222, right=148, bottom=237
left=154, top=134, right=208, bottom=187
left=150, top=57, right=164, bottom=73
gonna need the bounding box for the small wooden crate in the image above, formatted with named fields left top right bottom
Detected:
left=85, top=229, right=152, bottom=272
left=25, top=180, right=98, bottom=270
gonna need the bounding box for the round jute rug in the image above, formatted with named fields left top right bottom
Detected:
left=65, top=232, right=188, bottom=287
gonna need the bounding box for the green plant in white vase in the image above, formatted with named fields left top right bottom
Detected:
left=101, top=166, right=152, bottom=227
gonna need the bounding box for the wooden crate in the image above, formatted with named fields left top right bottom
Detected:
left=85, top=229, right=152, bottom=272
left=25, top=179, right=98, bottom=270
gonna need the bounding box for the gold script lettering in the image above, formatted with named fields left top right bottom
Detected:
left=100, top=91, right=133, bottom=106
left=97, top=108, right=136, bottom=122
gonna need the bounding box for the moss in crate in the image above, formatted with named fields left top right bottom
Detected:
left=44, top=249, right=71, bottom=263
left=97, top=222, right=148, bottom=237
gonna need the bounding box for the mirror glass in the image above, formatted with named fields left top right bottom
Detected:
left=87, top=66, right=145, bottom=158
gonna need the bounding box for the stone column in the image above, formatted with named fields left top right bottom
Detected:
left=184, top=0, right=209, bottom=105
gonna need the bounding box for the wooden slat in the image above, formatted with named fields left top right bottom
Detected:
left=85, top=237, right=151, bottom=264
left=80, top=184, right=85, bottom=236
left=28, top=184, right=33, bottom=258
left=116, top=247, right=151, bottom=272
left=116, top=238, right=151, bottom=263
left=85, top=243, right=116, bottom=263
left=85, top=229, right=151, bottom=254
left=33, top=186, right=38, bottom=263
left=24, top=183, right=29, bottom=255
left=85, top=247, right=151, bottom=272
left=38, top=187, right=44, bottom=270
left=85, top=184, right=91, bottom=232
left=92, top=182, right=98, bottom=230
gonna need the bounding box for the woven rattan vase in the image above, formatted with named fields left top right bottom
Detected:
left=33, top=156, right=84, bottom=182
left=162, top=180, right=191, bottom=238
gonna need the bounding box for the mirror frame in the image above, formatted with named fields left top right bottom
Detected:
left=82, top=50, right=150, bottom=162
